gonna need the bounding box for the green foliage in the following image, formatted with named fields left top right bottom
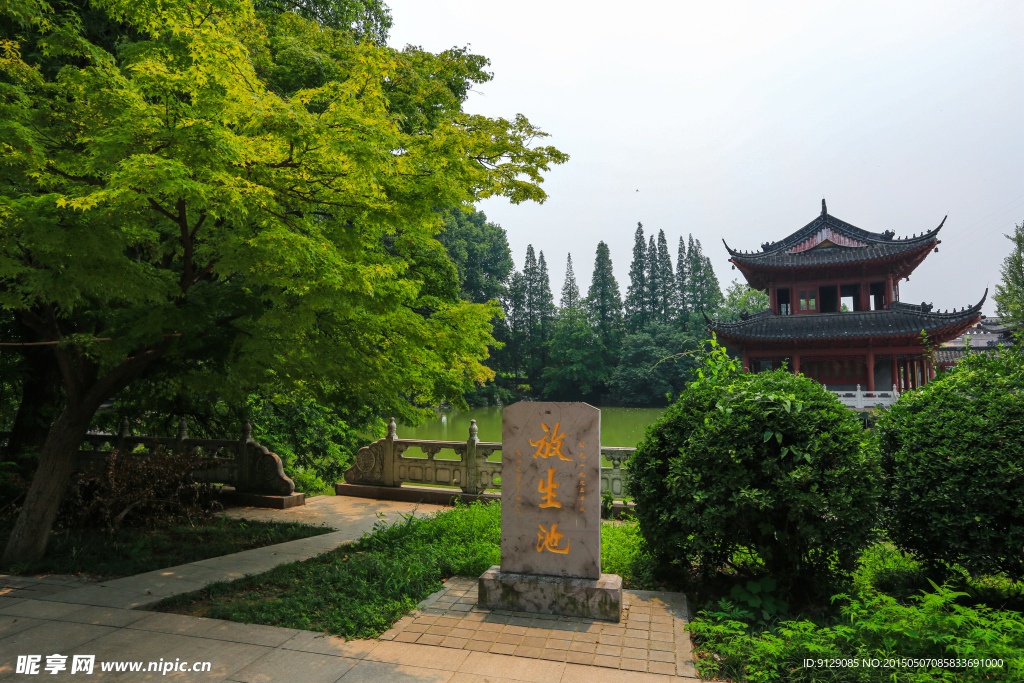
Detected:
left=995, top=220, right=1024, bottom=333
left=601, top=488, right=614, bottom=519
left=729, top=577, right=790, bottom=623
left=721, top=278, right=771, bottom=321
left=874, top=347, right=1024, bottom=579
left=585, top=240, right=623, bottom=356
left=690, top=585, right=1024, bottom=682
left=0, top=0, right=566, bottom=425
left=628, top=343, right=881, bottom=600
left=246, top=394, right=369, bottom=495
left=436, top=207, right=513, bottom=305
left=600, top=519, right=658, bottom=589
left=624, top=223, right=649, bottom=331
left=608, top=323, right=697, bottom=406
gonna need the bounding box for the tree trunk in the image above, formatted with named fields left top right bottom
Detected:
left=1, top=407, right=95, bottom=563
left=3, top=345, right=63, bottom=473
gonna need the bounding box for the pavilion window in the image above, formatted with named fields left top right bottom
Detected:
left=798, top=288, right=817, bottom=312
left=777, top=288, right=791, bottom=315
left=870, top=282, right=886, bottom=310
left=820, top=285, right=839, bottom=313
left=840, top=283, right=861, bottom=311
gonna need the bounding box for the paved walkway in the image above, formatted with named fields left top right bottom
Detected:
left=0, top=496, right=698, bottom=681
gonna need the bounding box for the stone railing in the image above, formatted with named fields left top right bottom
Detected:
left=831, top=385, right=900, bottom=409
left=343, top=418, right=633, bottom=497
left=0, top=418, right=295, bottom=497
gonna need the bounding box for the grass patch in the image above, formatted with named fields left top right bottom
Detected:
left=0, top=516, right=334, bottom=580
left=155, top=501, right=659, bottom=639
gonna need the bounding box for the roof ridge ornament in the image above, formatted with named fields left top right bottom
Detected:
left=821, top=198, right=827, bottom=215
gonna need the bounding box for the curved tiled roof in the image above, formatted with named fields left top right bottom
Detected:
left=705, top=291, right=986, bottom=347
left=724, top=209, right=946, bottom=260
left=723, top=208, right=944, bottom=277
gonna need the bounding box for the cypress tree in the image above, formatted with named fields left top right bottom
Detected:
left=502, top=270, right=528, bottom=382
left=560, top=253, right=581, bottom=310
left=645, top=235, right=660, bottom=323
left=676, top=236, right=688, bottom=316
left=686, top=235, right=723, bottom=313
left=624, top=222, right=648, bottom=331
left=656, top=229, right=676, bottom=321
left=586, top=241, right=623, bottom=341
left=532, top=251, right=555, bottom=381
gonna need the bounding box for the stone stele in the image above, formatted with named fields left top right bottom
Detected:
left=478, top=402, right=622, bottom=621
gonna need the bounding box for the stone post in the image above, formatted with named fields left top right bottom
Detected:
left=239, top=420, right=253, bottom=483
left=382, top=417, right=397, bottom=487
left=462, top=419, right=480, bottom=495
left=175, top=417, right=187, bottom=454
left=116, top=417, right=129, bottom=454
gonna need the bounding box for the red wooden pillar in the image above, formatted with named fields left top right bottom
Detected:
left=859, top=281, right=869, bottom=311
left=886, top=274, right=895, bottom=307
left=911, top=359, right=919, bottom=389
left=890, top=357, right=898, bottom=391
left=866, top=348, right=875, bottom=392
left=792, top=353, right=800, bottom=375
left=769, top=283, right=777, bottom=314
left=742, top=350, right=749, bottom=373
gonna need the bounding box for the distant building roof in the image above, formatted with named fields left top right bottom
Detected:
left=705, top=294, right=985, bottom=350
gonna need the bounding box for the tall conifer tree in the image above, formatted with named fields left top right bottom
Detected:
left=645, top=235, right=660, bottom=323
left=532, top=251, right=555, bottom=381
left=502, top=270, right=528, bottom=381
left=624, top=223, right=648, bottom=330
left=656, top=229, right=676, bottom=321
left=676, top=236, right=689, bottom=316
left=586, top=241, right=623, bottom=340
left=560, top=254, right=581, bottom=310
left=685, top=235, right=723, bottom=313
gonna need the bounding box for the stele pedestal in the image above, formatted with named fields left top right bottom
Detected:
left=477, top=402, right=622, bottom=622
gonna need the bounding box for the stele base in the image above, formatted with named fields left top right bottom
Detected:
left=477, top=565, right=622, bottom=622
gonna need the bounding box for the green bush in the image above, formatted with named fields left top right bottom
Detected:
left=875, top=348, right=1024, bottom=579
left=627, top=340, right=881, bottom=599
left=689, top=585, right=1024, bottom=682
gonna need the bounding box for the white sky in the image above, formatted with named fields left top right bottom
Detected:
left=388, top=1, right=1024, bottom=315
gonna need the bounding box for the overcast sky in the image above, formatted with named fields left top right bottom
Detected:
left=388, top=1, right=1024, bottom=316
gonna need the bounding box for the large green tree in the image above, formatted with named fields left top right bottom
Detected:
left=0, top=0, right=566, bottom=561
left=995, top=221, right=1024, bottom=334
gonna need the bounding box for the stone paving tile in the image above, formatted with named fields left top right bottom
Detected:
left=340, top=659, right=453, bottom=683
left=281, top=630, right=378, bottom=660
left=0, top=614, right=45, bottom=640
left=231, top=647, right=355, bottom=683
left=382, top=580, right=695, bottom=678
left=0, top=598, right=89, bottom=620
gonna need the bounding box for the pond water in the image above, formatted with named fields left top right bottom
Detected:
left=397, top=405, right=666, bottom=449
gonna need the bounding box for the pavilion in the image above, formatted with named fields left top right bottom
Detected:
left=705, top=200, right=985, bottom=393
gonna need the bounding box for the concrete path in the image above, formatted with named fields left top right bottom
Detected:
left=0, top=496, right=699, bottom=681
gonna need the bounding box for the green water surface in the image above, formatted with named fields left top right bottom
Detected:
left=396, top=405, right=665, bottom=449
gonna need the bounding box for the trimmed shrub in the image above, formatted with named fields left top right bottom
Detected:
left=628, top=342, right=881, bottom=599
left=875, top=348, right=1024, bottom=579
